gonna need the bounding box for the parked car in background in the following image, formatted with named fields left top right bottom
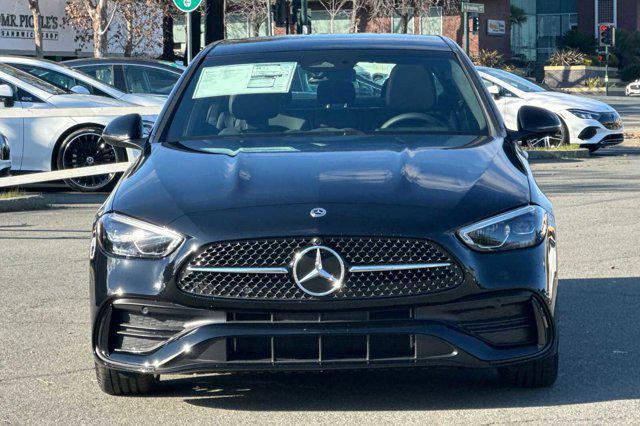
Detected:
left=0, top=131, right=10, bottom=177
left=625, top=80, right=640, bottom=96
left=0, top=64, right=159, bottom=191
left=64, top=58, right=184, bottom=98
left=0, top=56, right=164, bottom=107
left=478, top=66, right=624, bottom=152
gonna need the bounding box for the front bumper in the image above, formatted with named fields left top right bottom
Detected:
left=91, top=213, right=559, bottom=375
left=94, top=290, right=557, bottom=375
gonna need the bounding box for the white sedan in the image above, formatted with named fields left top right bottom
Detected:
left=0, top=56, right=164, bottom=107
left=0, top=64, right=159, bottom=191
left=478, top=67, right=624, bottom=152
left=626, top=80, right=640, bottom=96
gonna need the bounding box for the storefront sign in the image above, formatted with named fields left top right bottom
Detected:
left=487, top=19, right=506, bottom=35
left=0, top=0, right=91, bottom=55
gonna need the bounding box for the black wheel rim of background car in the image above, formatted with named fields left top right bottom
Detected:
left=61, top=132, right=120, bottom=191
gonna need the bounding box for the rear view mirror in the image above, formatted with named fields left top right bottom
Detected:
left=102, top=114, right=147, bottom=150
left=508, top=106, right=561, bottom=143
left=70, top=85, right=91, bottom=95
left=0, top=84, right=14, bottom=107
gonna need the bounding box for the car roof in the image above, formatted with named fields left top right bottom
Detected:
left=207, top=34, right=452, bottom=56
left=63, top=57, right=184, bottom=72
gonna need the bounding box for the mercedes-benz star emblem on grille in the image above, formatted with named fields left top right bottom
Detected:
left=310, top=207, right=327, bottom=218
left=292, top=246, right=345, bottom=296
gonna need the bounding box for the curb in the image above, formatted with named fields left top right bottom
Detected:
left=526, top=149, right=590, bottom=160
left=0, top=195, right=49, bottom=213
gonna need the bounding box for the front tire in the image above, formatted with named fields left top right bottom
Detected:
left=95, top=362, right=158, bottom=396
left=498, top=350, right=559, bottom=388
left=523, top=116, right=568, bottom=149
left=56, top=126, right=125, bottom=192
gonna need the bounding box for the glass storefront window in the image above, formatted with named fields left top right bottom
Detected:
left=421, top=6, right=443, bottom=35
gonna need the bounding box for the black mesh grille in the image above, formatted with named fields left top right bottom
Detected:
left=178, top=237, right=464, bottom=301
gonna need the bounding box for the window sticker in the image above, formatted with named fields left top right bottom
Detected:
left=193, top=62, right=297, bottom=98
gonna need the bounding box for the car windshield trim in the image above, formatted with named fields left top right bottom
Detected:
left=0, top=63, right=67, bottom=95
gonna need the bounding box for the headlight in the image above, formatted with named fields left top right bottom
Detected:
left=98, top=213, right=183, bottom=258
left=568, top=109, right=601, bottom=120
left=458, top=206, right=548, bottom=252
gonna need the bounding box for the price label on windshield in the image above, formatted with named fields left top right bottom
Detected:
left=192, top=62, right=297, bottom=99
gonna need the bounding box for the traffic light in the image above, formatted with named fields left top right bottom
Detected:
left=599, top=24, right=615, bottom=47
left=471, top=15, right=480, bottom=34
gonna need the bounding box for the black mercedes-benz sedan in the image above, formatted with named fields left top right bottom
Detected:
left=91, top=34, right=560, bottom=395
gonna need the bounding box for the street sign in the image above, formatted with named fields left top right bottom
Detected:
left=173, top=0, right=203, bottom=13
left=461, top=2, right=485, bottom=13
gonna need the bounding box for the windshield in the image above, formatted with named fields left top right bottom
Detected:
left=478, top=67, right=545, bottom=93
left=0, top=63, right=67, bottom=95
left=164, top=49, right=488, bottom=147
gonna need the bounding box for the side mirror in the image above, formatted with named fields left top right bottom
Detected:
left=487, top=85, right=501, bottom=98
left=70, top=85, right=91, bottom=95
left=0, top=84, right=15, bottom=107
left=102, top=114, right=147, bottom=150
left=509, top=106, right=561, bottom=142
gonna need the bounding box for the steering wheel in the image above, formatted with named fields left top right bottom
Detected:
left=380, top=112, right=446, bottom=129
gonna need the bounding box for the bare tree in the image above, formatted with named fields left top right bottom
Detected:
left=349, top=0, right=367, bottom=33
left=26, top=0, right=44, bottom=57
left=65, top=0, right=118, bottom=57
left=116, top=0, right=163, bottom=57
left=317, top=0, right=350, bottom=34
left=369, top=0, right=396, bottom=33
left=227, top=0, right=268, bottom=37
left=393, top=0, right=414, bottom=34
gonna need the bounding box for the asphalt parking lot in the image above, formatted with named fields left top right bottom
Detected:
left=1, top=145, right=640, bottom=424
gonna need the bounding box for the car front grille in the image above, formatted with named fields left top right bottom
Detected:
left=177, top=237, right=464, bottom=301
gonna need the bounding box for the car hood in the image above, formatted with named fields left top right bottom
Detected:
left=112, top=135, right=530, bottom=236
left=523, top=91, right=615, bottom=112
left=47, top=94, right=131, bottom=108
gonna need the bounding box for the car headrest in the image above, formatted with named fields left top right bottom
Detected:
left=229, top=93, right=282, bottom=123
left=206, top=97, right=227, bottom=128
left=317, top=80, right=356, bottom=108
left=385, top=65, right=436, bottom=111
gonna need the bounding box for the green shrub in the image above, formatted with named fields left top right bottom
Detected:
left=560, top=29, right=597, bottom=55
left=471, top=49, right=505, bottom=68
left=620, top=62, right=640, bottom=82
left=613, top=29, right=640, bottom=81
left=584, top=77, right=603, bottom=89
left=547, top=49, right=586, bottom=66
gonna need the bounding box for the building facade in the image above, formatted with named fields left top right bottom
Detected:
left=578, top=0, right=640, bottom=35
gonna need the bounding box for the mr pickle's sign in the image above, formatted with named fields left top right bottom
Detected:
left=0, top=12, right=60, bottom=42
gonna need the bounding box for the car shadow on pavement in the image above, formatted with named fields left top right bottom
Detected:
left=154, top=277, right=640, bottom=411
